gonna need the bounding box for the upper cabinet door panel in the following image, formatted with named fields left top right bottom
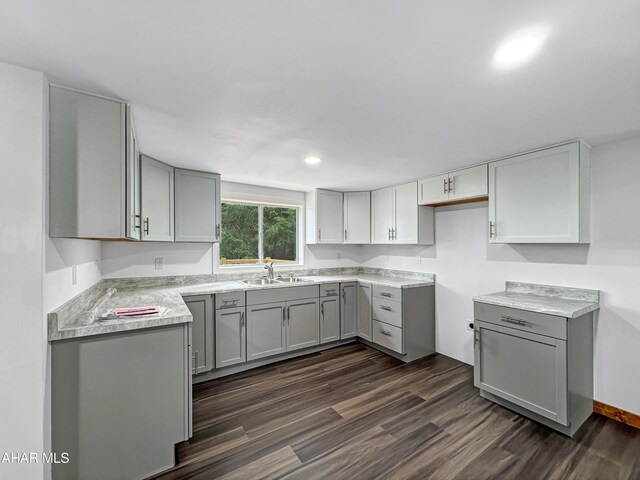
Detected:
left=393, top=182, right=418, bottom=244
left=489, top=142, right=586, bottom=244
left=449, top=164, right=488, bottom=201
left=141, top=155, right=174, bottom=242
left=371, top=187, right=393, bottom=244
left=316, top=189, right=343, bottom=243
left=49, top=86, right=128, bottom=239
left=125, top=107, right=141, bottom=240
left=418, top=174, right=449, bottom=205
left=175, top=169, right=220, bottom=243
left=343, top=191, right=371, bottom=244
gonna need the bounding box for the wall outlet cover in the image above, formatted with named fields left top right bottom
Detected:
left=155, top=258, right=164, bottom=270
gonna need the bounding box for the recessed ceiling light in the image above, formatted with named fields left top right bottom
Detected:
left=493, top=27, right=547, bottom=69
left=304, top=156, right=322, bottom=165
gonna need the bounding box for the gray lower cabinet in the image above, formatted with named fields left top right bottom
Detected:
left=287, top=298, right=320, bottom=350
left=141, top=154, right=175, bottom=241
left=51, top=324, right=192, bottom=480
left=184, top=295, right=214, bottom=375
left=247, top=302, right=286, bottom=360
left=174, top=168, right=221, bottom=242
left=340, top=282, right=357, bottom=339
left=369, top=284, right=435, bottom=363
left=320, top=295, right=340, bottom=343
left=357, top=282, right=372, bottom=341
left=215, top=306, right=246, bottom=368
left=473, top=302, right=593, bottom=437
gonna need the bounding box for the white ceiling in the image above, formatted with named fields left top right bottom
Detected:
left=1, top=0, right=639, bottom=191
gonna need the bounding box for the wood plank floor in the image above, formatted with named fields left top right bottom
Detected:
left=153, top=344, right=640, bottom=480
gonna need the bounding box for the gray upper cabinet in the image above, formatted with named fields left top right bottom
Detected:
left=306, top=189, right=344, bottom=244
left=175, top=168, right=221, bottom=243
left=343, top=191, right=371, bottom=244
left=371, top=182, right=434, bottom=245
left=50, top=85, right=139, bottom=240
left=418, top=165, right=488, bottom=206
left=340, top=282, right=357, bottom=339
left=488, top=141, right=590, bottom=244
left=141, top=155, right=175, bottom=242
left=184, top=295, right=214, bottom=375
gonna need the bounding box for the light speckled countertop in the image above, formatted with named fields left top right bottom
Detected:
left=473, top=281, right=600, bottom=318
left=49, top=268, right=435, bottom=341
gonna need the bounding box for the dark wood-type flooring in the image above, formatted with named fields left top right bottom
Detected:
left=153, top=344, right=640, bottom=480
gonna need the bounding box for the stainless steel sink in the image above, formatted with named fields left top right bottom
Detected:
left=274, top=277, right=313, bottom=284
left=241, top=278, right=278, bottom=286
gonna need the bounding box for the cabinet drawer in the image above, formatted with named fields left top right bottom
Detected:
left=372, top=285, right=402, bottom=302
left=320, top=283, right=340, bottom=297
left=372, top=297, right=402, bottom=328
left=216, top=291, right=245, bottom=309
left=372, top=320, right=403, bottom=354
left=474, top=302, right=567, bottom=340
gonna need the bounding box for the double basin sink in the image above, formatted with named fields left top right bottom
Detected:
left=241, top=277, right=313, bottom=287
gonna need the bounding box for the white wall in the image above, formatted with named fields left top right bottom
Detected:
left=0, top=62, right=47, bottom=480
left=311, top=136, right=640, bottom=415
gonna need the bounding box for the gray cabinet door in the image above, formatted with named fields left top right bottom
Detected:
left=215, top=306, right=246, bottom=368
left=371, top=187, right=393, bottom=244
left=184, top=295, right=214, bottom=375
left=357, top=283, right=372, bottom=341
left=175, top=169, right=220, bottom=243
left=125, top=107, right=141, bottom=240
left=286, top=298, right=319, bottom=351
left=340, top=282, right=357, bottom=339
left=317, top=189, right=344, bottom=244
left=247, top=302, right=286, bottom=360
left=343, top=191, right=371, bottom=244
left=475, top=320, right=568, bottom=425
left=49, top=86, right=129, bottom=239
left=320, top=297, right=340, bottom=344
left=141, top=155, right=175, bottom=241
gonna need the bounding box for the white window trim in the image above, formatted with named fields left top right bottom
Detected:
left=219, top=198, right=304, bottom=270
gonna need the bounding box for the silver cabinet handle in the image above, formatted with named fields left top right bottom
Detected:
left=379, top=329, right=392, bottom=336
left=325, top=289, right=337, bottom=295
left=380, top=292, right=392, bottom=298
left=443, top=178, right=447, bottom=194
left=216, top=223, right=221, bottom=238
left=223, top=299, right=237, bottom=307
left=501, top=316, right=527, bottom=327
left=342, top=288, right=346, bottom=303
left=379, top=305, right=392, bottom=311
left=193, top=350, right=199, bottom=375
left=144, top=217, right=150, bottom=235
left=287, top=306, right=291, bottom=324
left=318, top=228, right=321, bottom=241
left=489, top=221, right=495, bottom=239
left=320, top=302, right=325, bottom=317
left=282, top=308, right=286, bottom=326
left=392, top=228, right=396, bottom=240
left=388, top=227, right=391, bottom=240
left=240, top=311, right=245, bottom=327
left=344, top=229, right=347, bottom=242
left=134, top=214, right=141, bottom=230
left=448, top=178, right=453, bottom=194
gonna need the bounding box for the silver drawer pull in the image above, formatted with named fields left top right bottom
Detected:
left=379, top=329, right=392, bottom=336
left=501, top=316, right=527, bottom=327
left=379, top=305, right=392, bottom=311
left=223, top=299, right=237, bottom=305
left=325, top=289, right=337, bottom=295
left=380, top=292, right=392, bottom=297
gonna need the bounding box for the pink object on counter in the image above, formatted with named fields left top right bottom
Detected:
left=113, top=306, right=161, bottom=317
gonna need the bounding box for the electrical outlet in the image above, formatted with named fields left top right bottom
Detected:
left=155, top=258, right=164, bottom=270
left=72, top=265, right=77, bottom=285
left=466, top=320, right=474, bottom=331
left=416, top=255, right=421, bottom=264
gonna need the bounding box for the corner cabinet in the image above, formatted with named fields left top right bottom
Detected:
left=175, top=169, right=221, bottom=243
left=141, top=155, right=175, bottom=241
left=306, top=189, right=344, bottom=244
left=371, top=182, right=434, bottom=244
left=488, top=141, right=590, bottom=244
left=50, top=85, right=140, bottom=240
left=343, top=191, right=371, bottom=244
left=418, top=164, right=488, bottom=206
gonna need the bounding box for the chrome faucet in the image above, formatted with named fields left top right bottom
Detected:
left=264, top=261, right=275, bottom=279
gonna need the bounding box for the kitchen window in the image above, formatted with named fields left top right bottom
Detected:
left=219, top=201, right=300, bottom=267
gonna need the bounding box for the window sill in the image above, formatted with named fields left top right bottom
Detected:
left=218, top=263, right=305, bottom=272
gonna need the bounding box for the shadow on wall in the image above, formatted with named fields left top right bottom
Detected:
left=305, top=244, right=362, bottom=266
left=487, top=243, right=590, bottom=265
left=45, top=237, right=101, bottom=273
left=359, top=244, right=437, bottom=264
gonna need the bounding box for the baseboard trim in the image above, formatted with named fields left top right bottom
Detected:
left=593, top=400, right=640, bottom=430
